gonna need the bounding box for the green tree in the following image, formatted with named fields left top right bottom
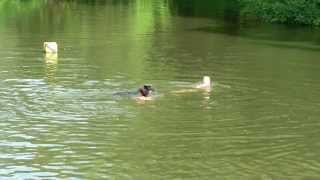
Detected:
left=239, top=0, right=320, bottom=26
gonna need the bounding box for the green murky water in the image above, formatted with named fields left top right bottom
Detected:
left=1, top=0, right=320, bottom=179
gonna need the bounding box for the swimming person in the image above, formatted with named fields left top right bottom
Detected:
left=113, top=84, right=155, bottom=101
left=136, top=84, right=154, bottom=101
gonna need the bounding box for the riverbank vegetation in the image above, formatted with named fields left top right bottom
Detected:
left=1, top=0, right=320, bottom=26
left=238, top=0, right=320, bottom=26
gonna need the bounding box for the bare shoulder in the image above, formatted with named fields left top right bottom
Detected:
left=135, top=96, right=153, bottom=101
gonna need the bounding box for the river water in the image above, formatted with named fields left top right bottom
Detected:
left=1, top=0, right=320, bottom=179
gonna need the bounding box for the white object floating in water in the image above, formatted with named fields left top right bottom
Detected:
left=196, top=76, right=211, bottom=89
left=43, top=42, right=58, bottom=53
left=45, top=53, right=58, bottom=64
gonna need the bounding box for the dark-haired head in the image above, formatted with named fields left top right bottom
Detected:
left=139, top=84, right=154, bottom=97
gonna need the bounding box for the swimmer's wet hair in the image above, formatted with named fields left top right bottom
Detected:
left=143, top=84, right=153, bottom=91
left=139, top=84, right=154, bottom=97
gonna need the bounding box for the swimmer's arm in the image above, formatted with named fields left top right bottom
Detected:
left=170, top=89, right=198, bottom=94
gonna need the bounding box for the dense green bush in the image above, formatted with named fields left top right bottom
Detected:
left=239, top=0, right=320, bottom=26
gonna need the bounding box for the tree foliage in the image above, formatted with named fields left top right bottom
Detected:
left=239, top=0, right=320, bottom=26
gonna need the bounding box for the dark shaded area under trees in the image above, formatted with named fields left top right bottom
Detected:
left=1, top=0, right=319, bottom=26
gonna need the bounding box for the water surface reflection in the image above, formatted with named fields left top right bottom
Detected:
left=0, top=0, right=320, bottom=179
